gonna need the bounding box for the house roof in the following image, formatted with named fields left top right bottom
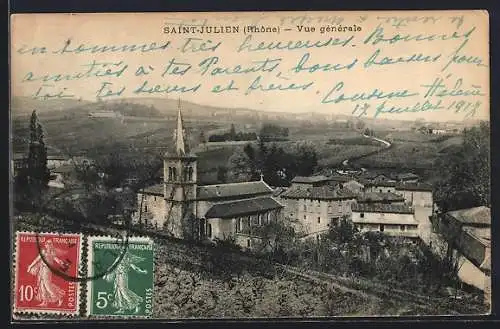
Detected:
left=356, top=192, right=405, bottom=203
left=291, top=175, right=329, bottom=184
left=327, top=175, right=352, bottom=183
left=395, top=182, right=433, bottom=191
left=280, top=185, right=357, bottom=200
left=352, top=203, right=414, bottom=214
left=480, top=252, right=491, bottom=272
left=204, top=197, right=283, bottom=219
left=360, top=172, right=390, bottom=181
left=463, top=227, right=491, bottom=247
left=47, top=155, right=70, bottom=160
left=395, top=173, right=419, bottom=180
left=446, top=206, right=491, bottom=226
left=343, top=180, right=365, bottom=188
left=365, top=180, right=397, bottom=188
left=197, top=180, right=273, bottom=200
left=52, top=165, right=75, bottom=174
left=273, top=187, right=287, bottom=197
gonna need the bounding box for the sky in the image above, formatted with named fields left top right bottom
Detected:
left=11, top=11, right=490, bottom=122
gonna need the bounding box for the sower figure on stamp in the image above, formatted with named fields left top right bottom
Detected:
left=103, top=251, right=148, bottom=314
left=27, top=240, right=69, bottom=307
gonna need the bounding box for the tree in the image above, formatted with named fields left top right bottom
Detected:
left=355, top=120, right=366, bottom=131
left=434, top=121, right=490, bottom=212
left=229, top=124, right=236, bottom=140
left=199, top=131, right=207, bottom=145
left=25, top=110, right=50, bottom=207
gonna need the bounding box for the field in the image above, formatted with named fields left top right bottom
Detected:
left=12, top=109, right=388, bottom=183
left=353, top=131, right=463, bottom=172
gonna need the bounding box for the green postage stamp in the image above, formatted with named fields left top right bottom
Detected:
left=86, top=236, right=154, bottom=317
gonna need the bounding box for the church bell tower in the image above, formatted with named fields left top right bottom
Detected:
left=163, top=99, right=198, bottom=239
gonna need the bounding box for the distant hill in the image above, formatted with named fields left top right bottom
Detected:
left=11, top=96, right=92, bottom=115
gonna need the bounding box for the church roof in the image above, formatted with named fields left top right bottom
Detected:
left=204, top=197, right=283, bottom=219
left=165, top=98, right=195, bottom=158
left=197, top=181, right=273, bottom=200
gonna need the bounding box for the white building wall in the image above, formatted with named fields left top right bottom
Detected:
left=457, top=255, right=489, bottom=291
left=397, top=190, right=433, bottom=207
left=351, top=211, right=419, bottom=237
left=134, top=193, right=166, bottom=228
left=281, top=197, right=354, bottom=236
left=367, top=186, right=396, bottom=193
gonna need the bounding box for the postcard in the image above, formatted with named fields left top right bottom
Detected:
left=10, top=11, right=490, bottom=320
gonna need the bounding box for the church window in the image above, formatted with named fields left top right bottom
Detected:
left=238, top=218, right=242, bottom=232
left=266, top=212, right=271, bottom=224
left=172, top=167, right=177, bottom=181
left=206, top=223, right=212, bottom=238
left=168, top=167, right=173, bottom=181
left=252, top=215, right=259, bottom=226
left=188, top=167, right=193, bottom=181
left=247, top=239, right=251, bottom=248
left=184, top=167, right=189, bottom=182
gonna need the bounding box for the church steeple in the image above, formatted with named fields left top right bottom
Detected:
left=174, top=98, right=189, bottom=156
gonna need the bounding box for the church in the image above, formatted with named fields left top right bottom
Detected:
left=132, top=102, right=284, bottom=248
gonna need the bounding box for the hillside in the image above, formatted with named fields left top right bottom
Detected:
left=11, top=96, right=92, bottom=115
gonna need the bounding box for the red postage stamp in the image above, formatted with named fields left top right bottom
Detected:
left=13, top=232, right=83, bottom=315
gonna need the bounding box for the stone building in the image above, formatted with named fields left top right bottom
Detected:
left=351, top=203, right=419, bottom=240
left=133, top=102, right=284, bottom=248
left=278, top=175, right=357, bottom=238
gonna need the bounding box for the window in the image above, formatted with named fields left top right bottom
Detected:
left=379, top=224, right=385, bottom=232
left=154, top=196, right=156, bottom=201
left=168, top=167, right=173, bottom=181
left=303, top=215, right=307, bottom=220
left=266, top=213, right=271, bottom=224
left=303, top=204, right=307, bottom=211
left=206, top=223, right=212, bottom=238
left=252, top=215, right=259, bottom=226
left=360, top=213, right=365, bottom=218
left=188, top=167, right=193, bottom=181
left=172, top=167, right=177, bottom=181
left=379, top=189, right=382, bottom=193
left=380, top=213, right=385, bottom=217
left=238, top=218, right=242, bottom=232
left=331, top=218, right=339, bottom=226
left=317, top=217, right=321, bottom=224
left=247, top=239, right=251, bottom=248
left=144, top=204, right=148, bottom=212
left=400, top=225, right=406, bottom=231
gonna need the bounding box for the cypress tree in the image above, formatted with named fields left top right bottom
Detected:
left=26, top=110, right=49, bottom=205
